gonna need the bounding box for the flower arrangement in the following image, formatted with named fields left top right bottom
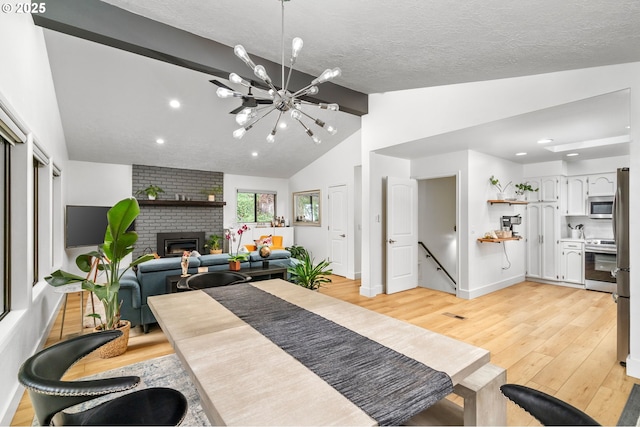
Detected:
left=225, top=224, right=250, bottom=262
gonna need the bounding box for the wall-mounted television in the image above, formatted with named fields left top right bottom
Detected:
left=65, top=205, right=134, bottom=248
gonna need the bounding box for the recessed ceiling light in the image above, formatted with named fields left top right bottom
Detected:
left=515, top=152, right=527, bottom=156
left=566, top=153, right=579, bottom=157
left=252, top=152, right=258, bottom=157
left=278, top=122, right=288, bottom=130
left=156, top=138, right=165, bottom=144
left=169, top=99, right=181, bottom=109
left=626, top=125, right=631, bottom=129
left=537, top=138, right=553, bottom=144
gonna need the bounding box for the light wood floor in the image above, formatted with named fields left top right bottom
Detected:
left=12, top=277, right=638, bottom=426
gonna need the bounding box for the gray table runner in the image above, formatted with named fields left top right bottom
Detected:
left=204, top=284, right=453, bottom=425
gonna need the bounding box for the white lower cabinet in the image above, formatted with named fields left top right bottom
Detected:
left=526, top=203, right=560, bottom=281
left=560, top=241, right=585, bottom=284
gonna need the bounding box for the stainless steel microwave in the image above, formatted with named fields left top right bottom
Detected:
left=588, top=195, right=614, bottom=219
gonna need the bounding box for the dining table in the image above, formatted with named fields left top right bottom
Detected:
left=148, top=279, right=505, bottom=426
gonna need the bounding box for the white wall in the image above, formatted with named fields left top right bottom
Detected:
left=362, top=62, right=640, bottom=378
left=289, top=130, right=362, bottom=279
left=63, top=161, right=133, bottom=274
left=223, top=173, right=290, bottom=227
left=0, top=12, right=69, bottom=425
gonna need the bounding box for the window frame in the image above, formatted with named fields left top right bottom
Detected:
left=236, top=190, right=277, bottom=224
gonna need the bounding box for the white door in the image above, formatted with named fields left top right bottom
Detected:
left=328, top=185, right=348, bottom=277
left=386, top=177, right=418, bottom=294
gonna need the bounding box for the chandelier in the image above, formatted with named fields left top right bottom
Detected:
left=214, top=0, right=341, bottom=145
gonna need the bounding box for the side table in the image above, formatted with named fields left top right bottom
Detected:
left=54, top=283, right=92, bottom=339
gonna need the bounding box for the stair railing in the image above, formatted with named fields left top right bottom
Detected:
left=418, top=241, right=457, bottom=290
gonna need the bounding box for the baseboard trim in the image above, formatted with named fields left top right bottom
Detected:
left=626, top=355, right=640, bottom=380
left=458, top=275, right=524, bottom=299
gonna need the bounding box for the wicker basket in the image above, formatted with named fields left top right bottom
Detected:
left=95, top=320, right=130, bottom=358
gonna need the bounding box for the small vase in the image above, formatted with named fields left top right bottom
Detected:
left=208, top=194, right=215, bottom=202
left=497, top=192, right=506, bottom=200
left=229, top=260, right=241, bottom=271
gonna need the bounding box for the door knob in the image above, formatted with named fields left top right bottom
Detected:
left=388, top=239, right=396, bottom=244
left=339, top=234, right=346, bottom=238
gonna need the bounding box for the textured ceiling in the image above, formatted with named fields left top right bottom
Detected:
left=44, top=1, right=638, bottom=176
left=101, top=0, right=640, bottom=94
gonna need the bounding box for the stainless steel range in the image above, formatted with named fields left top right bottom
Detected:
left=584, top=238, right=617, bottom=293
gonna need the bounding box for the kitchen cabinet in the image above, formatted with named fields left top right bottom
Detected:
left=525, top=176, right=561, bottom=202
left=560, top=241, right=584, bottom=284
left=565, top=175, right=588, bottom=215
left=563, top=172, right=615, bottom=216
left=588, top=172, right=616, bottom=196
left=526, top=202, right=560, bottom=281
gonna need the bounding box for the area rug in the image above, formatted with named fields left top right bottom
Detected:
left=33, top=354, right=210, bottom=426
left=618, top=384, right=640, bottom=426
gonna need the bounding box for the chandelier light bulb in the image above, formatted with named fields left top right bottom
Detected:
left=319, top=103, right=340, bottom=111
left=234, top=45, right=256, bottom=69
left=254, top=65, right=271, bottom=83
left=307, top=86, right=319, bottom=95
left=229, top=73, right=249, bottom=87
left=291, top=109, right=302, bottom=120
left=216, top=87, right=239, bottom=99
left=235, top=112, right=251, bottom=126
left=266, top=131, right=276, bottom=143
left=331, top=67, right=342, bottom=79
left=312, top=135, right=321, bottom=145
left=233, top=128, right=247, bottom=139
left=312, top=68, right=334, bottom=85
left=326, top=124, right=338, bottom=135
left=291, top=37, right=304, bottom=58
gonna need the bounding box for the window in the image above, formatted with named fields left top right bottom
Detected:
left=237, top=190, right=276, bottom=223
left=0, top=137, right=9, bottom=320
left=32, top=143, right=48, bottom=285
left=32, top=158, right=40, bottom=285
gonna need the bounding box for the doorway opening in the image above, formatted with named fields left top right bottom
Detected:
left=417, top=175, right=458, bottom=295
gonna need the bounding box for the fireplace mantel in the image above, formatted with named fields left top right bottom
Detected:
left=139, top=200, right=226, bottom=207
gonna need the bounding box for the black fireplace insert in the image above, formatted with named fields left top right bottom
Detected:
left=157, top=232, right=205, bottom=257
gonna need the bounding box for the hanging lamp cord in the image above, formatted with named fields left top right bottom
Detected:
left=281, top=0, right=285, bottom=90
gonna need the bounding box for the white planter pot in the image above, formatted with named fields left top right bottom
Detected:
left=148, top=195, right=156, bottom=200
left=208, top=194, right=215, bottom=202
left=496, top=192, right=506, bottom=200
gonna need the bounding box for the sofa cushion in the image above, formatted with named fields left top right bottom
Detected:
left=199, top=253, right=232, bottom=267
left=137, top=257, right=200, bottom=274
left=249, top=249, right=291, bottom=262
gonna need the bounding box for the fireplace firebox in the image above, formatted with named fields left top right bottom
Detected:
left=157, top=232, right=205, bottom=257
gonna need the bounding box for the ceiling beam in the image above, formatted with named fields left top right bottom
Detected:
left=33, top=0, right=368, bottom=116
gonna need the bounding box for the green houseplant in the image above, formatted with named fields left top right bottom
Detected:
left=45, top=198, right=154, bottom=356
left=204, top=234, right=222, bottom=254
left=285, top=244, right=309, bottom=260
left=515, top=182, right=539, bottom=199
left=287, top=253, right=333, bottom=290
left=136, top=184, right=164, bottom=200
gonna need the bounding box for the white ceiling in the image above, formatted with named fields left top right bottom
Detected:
left=44, top=0, right=639, bottom=177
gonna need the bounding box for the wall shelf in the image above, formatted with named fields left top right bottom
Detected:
left=138, top=200, right=226, bottom=207
left=477, top=237, right=522, bottom=243
left=487, top=199, right=528, bottom=205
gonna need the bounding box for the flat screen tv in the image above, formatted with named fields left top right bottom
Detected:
left=65, top=205, right=134, bottom=248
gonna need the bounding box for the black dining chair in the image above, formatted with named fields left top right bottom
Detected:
left=18, top=330, right=188, bottom=426
left=501, top=384, right=600, bottom=426
left=180, top=271, right=252, bottom=290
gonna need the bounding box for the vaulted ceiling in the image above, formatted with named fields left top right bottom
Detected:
left=40, top=0, right=640, bottom=176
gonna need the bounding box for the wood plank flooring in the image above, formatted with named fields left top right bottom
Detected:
left=11, top=278, right=638, bottom=426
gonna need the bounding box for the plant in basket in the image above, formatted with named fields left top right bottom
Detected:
left=45, top=198, right=154, bottom=356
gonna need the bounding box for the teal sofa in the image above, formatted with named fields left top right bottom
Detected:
left=119, top=250, right=293, bottom=332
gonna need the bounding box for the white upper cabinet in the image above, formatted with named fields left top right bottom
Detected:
left=565, top=175, right=588, bottom=216
left=588, top=173, right=616, bottom=196
left=525, top=176, right=560, bottom=202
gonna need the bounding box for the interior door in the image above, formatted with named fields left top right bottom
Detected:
left=386, top=177, right=418, bottom=294
left=328, top=184, right=348, bottom=277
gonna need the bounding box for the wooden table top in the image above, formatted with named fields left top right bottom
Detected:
left=149, top=279, right=490, bottom=426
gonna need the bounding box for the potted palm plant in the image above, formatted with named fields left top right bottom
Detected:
left=45, top=198, right=154, bottom=358
left=204, top=234, right=222, bottom=254
left=287, top=253, right=333, bottom=290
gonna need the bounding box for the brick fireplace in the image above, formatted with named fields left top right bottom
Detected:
left=132, top=165, right=224, bottom=258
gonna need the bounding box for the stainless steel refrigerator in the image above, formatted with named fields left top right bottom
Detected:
left=614, top=167, right=630, bottom=365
